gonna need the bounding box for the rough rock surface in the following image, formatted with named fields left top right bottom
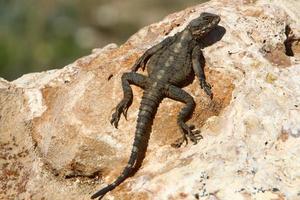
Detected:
left=1, top=0, right=300, bottom=199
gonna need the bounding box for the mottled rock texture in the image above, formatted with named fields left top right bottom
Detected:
left=1, top=0, right=300, bottom=199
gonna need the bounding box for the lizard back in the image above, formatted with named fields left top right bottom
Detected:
left=146, top=31, right=195, bottom=87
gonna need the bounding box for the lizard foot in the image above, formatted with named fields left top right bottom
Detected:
left=200, top=80, right=213, bottom=99
left=171, top=124, right=203, bottom=148
left=110, top=99, right=131, bottom=128
left=131, top=56, right=146, bottom=72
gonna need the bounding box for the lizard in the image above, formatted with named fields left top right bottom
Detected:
left=91, top=12, right=221, bottom=199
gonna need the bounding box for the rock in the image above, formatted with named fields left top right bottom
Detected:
left=1, top=0, right=300, bottom=199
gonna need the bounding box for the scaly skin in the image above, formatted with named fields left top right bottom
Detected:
left=91, top=12, right=221, bottom=199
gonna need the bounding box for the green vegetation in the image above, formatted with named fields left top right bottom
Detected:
left=0, top=0, right=208, bottom=80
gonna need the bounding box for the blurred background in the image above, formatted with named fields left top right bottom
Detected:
left=0, top=0, right=208, bottom=81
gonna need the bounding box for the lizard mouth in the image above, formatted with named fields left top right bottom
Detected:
left=193, top=20, right=220, bottom=36
left=192, top=28, right=211, bottom=36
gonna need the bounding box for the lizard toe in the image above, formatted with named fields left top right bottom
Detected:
left=110, top=113, right=120, bottom=128
left=171, top=136, right=188, bottom=148
left=189, top=130, right=203, bottom=144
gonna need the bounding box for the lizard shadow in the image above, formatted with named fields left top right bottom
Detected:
left=130, top=25, right=226, bottom=177
left=199, top=25, right=226, bottom=48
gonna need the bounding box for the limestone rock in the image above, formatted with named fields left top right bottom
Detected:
left=1, top=0, right=300, bottom=199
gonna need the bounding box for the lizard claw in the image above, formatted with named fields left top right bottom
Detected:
left=188, top=129, right=203, bottom=144
left=172, top=123, right=203, bottom=148
left=182, top=123, right=202, bottom=145
left=110, top=100, right=130, bottom=128
left=110, top=113, right=120, bottom=128
left=171, top=136, right=188, bottom=148
left=200, top=80, right=213, bottom=99
left=122, top=107, right=129, bottom=120
left=131, top=64, right=139, bottom=72
left=131, top=57, right=146, bottom=72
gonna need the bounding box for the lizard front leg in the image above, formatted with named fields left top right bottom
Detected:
left=192, top=45, right=213, bottom=99
left=132, top=37, right=174, bottom=72
left=111, top=72, right=148, bottom=128
left=164, top=84, right=202, bottom=148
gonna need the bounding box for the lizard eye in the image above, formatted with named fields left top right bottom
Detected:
left=203, top=17, right=210, bottom=21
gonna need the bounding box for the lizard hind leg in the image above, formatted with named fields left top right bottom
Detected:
left=111, top=72, right=148, bottom=128
left=164, top=84, right=203, bottom=148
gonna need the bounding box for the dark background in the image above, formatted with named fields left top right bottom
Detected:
left=0, top=0, right=208, bottom=81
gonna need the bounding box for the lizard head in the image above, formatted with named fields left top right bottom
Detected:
left=188, top=12, right=220, bottom=38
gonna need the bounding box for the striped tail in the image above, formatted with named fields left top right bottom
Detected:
left=91, top=89, right=162, bottom=199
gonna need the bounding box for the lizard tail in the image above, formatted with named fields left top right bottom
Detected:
left=91, top=89, right=162, bottom=199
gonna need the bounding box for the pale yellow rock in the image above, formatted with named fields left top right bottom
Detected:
left=1, top=0, right=300, bottom=200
